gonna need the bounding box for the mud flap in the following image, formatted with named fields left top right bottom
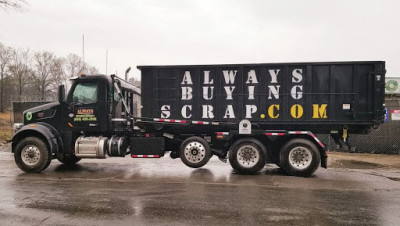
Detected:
left=321, top=152, right=328, bottom=168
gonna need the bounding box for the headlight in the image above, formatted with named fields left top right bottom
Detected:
left=13, top=123, right=24, bottom=133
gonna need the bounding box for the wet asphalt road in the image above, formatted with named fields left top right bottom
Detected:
left=0, top=150, right=400, bottom=226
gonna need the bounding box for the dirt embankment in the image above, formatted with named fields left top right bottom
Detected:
left=0, top=112, right=12, bottom=142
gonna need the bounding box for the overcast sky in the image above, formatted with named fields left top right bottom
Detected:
left=0, top=0, right=399, bottom=79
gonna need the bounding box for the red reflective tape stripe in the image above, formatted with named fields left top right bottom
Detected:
left=290, top=131, right=307, bottom=134
left=266, top=133, right=285, bottom=136
left=217, top=132, right=223, bottom=135
left=159, top=119, right=165, bottom=122
left=181, top=120, right=187, bottom=124
left=132, top=155, right=161, bottom=158
left=192, top=121, right=212, bottom=125
left=170, top=119, right=175, bottom=123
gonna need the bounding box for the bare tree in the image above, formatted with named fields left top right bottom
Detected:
left=8, top=48, right=31, bottom=101
left=0, top=0, right=26, bottom=11
left=64, top=54, right=85, bottom=78
left=0, top=42, right=13, bottom=111
left=86, top=65, right=99, bottom=75
left=0, top=42, right=101, bottom=105
left=52, top=57, right=65, bottom=86
left=48, top=57, right=67, bottom=99
left=32, top=51, right=64, bottom=100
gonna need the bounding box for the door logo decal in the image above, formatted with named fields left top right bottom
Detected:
left=77, top=109, right=94, bottom=114
left=74, top=108, right=97, bottom=122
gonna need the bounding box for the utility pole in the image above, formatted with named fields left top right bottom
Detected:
left=82, top=34, right=85, bottom=65
left=106, top=49, right=108, bottom=75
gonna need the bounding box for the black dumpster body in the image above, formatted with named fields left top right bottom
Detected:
left=139, top=61, right=385, bottom=134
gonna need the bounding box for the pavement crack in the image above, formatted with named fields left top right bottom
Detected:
left=34, top=216, right=51, bottom=226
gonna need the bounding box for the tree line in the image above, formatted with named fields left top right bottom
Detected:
left=0, top=42, right=99, bottom=112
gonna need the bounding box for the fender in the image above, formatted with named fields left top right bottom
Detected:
left=11, top=122, right=63, bottom=155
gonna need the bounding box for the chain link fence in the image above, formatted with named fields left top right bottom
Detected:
left=11, top=95, right=54, bottom=124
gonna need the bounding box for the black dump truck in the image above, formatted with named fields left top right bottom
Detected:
left=12, top=61, right=386, bottom=176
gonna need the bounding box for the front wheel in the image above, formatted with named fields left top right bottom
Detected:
left=14, top=137, right=52, bottom=173
left=279, top=138, right=320, bottom=177
left=228, top=138, right=267, bottom=174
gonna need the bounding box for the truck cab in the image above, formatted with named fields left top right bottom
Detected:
left=12, top=74, right=140, bottom=172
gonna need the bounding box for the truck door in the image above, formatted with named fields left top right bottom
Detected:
left=65, top=79, right=108, bottom=132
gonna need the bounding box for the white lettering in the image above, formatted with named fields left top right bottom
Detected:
left=181, top=87, right=193, bottom=100
left=292, top=69, right=303, bottom=83
left=268, top=69, right=280, bottom=84
left=181, top=71, right=193, bottom=85
left=181, top=105, right=192, bottom=118
left=223, top=105, right=235, bottom=118
left=202, top=105, right=214, bottom=118
left=246, top=70, right=258, bottom=84
left=291, top=85, right=303, bottom=99
left=222, top=70, right=237, bottom=84
left=224, top=86, right=235, bottom=100
left=203, top=86, right=214, bottom=100
left=203, top=71, right=214, bottom=84
left=245, top=105, right=257, bottom=118
left=268, top=85, right=281, bottom=99
left=248, top=86, right=255, bottom=100
left=161, top=105, right=170, bottom=118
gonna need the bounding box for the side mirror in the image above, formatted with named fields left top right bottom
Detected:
left=58, top=85, right=65, bottom=103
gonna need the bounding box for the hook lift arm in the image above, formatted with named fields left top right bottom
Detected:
left=110, top=74, right=131, bottom=117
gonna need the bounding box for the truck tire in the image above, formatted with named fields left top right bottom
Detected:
left=279, top=138, right=320, bottom=177
left=228, top=138, right=267, bottom=174
left=57, top=155, right=81, bottom=165
left=180, top=136, right=211, bottom=168
left=14, top=137, right=52, bottom=173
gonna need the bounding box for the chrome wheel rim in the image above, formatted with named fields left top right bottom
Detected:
left=288, top=147, right=312, bottom=170
left=237, top=145, right=259, bottom=168
left=21, top=145, right=41, bottom=166
left=184, top=142, right=206, bottom=163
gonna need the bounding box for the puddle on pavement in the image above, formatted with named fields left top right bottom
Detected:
left=329, top=159, right=383, bottom=169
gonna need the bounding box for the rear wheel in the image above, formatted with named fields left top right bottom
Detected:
left=180, top=137, right=212, bottom=168
left=279, top=138, right=320, bottom=177
left=228, top=138, right=266, bottom=174
left=14, top=137, right=52, bottom=173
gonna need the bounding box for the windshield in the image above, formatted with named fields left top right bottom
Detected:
left=70, top=82, right=98, bottom=104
